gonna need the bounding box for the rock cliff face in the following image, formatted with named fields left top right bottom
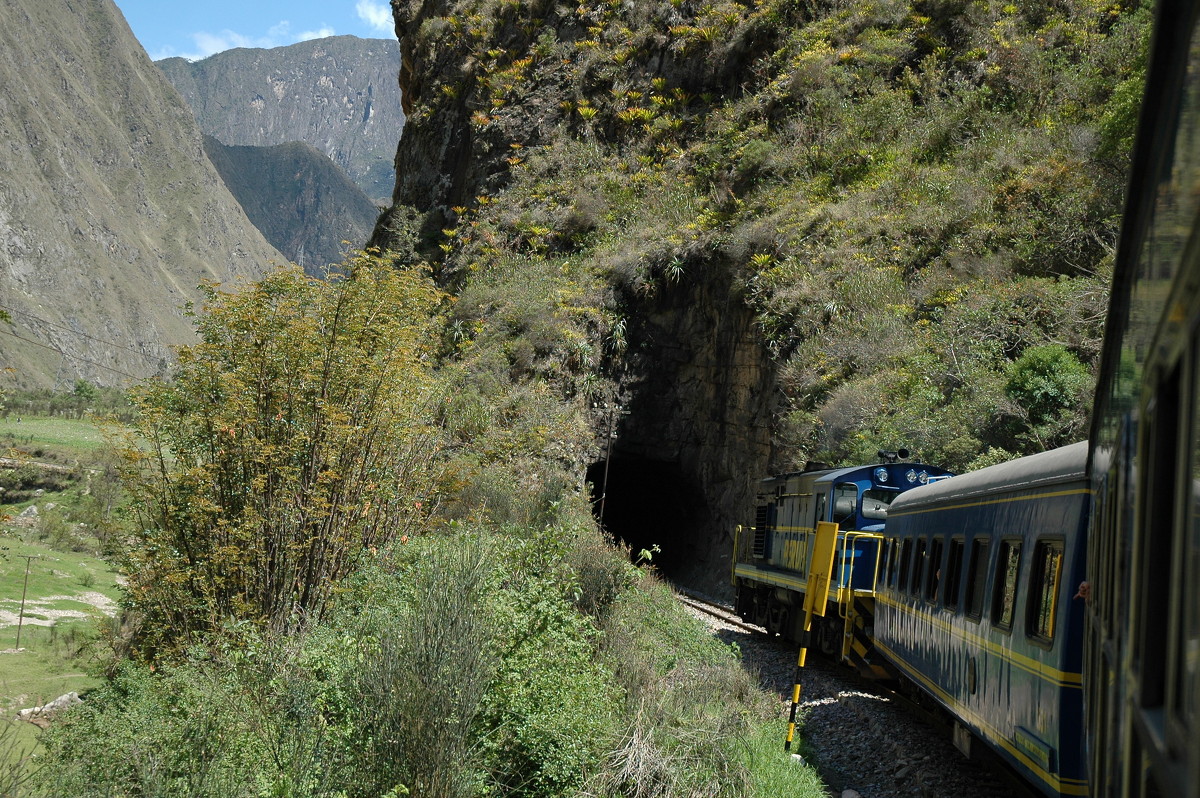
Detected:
left=203, top=137, right=379, bottom=274
left=0, top=0, right=282, bottom=389
left=589, top=274, right=775, bottom=591
left=157, top=37, right=404, bottom=203
left=373, top=0, right=777, bottom=593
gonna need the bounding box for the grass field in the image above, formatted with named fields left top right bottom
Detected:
left=0, top=414, right=125, bottom=769
left=0, top=534, right=122, bottom=762
left=0, top=415, right=114, bottom=458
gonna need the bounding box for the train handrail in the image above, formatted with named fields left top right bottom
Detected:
left=838, top=531, right=884, bottom=619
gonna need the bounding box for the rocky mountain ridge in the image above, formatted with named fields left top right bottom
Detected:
left=368, top=0, right=1144, bottom=591
left=0, top=0, right=283, bottom=389
left=203, top=137, right=379, bottom=274
left=157, top=37, right=405, bottom=203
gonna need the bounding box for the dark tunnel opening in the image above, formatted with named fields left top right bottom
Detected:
left=586, top=455, right=709, bottom=580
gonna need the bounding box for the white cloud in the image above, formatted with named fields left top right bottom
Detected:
left=356, top=0, right=393, bottom=32
left=169, top=21, right=338, bottom=61
left=298, top=26, right=337, bottom=42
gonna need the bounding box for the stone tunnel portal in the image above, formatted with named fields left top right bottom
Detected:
left=586, top=455, right=709, bottom=580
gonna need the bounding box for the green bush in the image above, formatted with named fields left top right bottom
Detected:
left=1003, top=343, right=1093, bottom=448
left=32, top=523, right=813, bottom=798
left=591, top=573, right=767, bottom=798
left=115, top=257, right=446, bottom=658
left=348, top=534, right=500, bottom=798
left=477, top=534, right=619, bottom=797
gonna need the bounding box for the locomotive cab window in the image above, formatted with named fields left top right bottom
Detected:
left=862, top=489, right=896, bottom=521
left=945, top=538, right=965, bottom=610
left=965, top=539, right=990, bottom=620
left=1027, top=539, right=1064, bottom=645
left=833, top=483, right=858, bottom=527
left=992, top=539, right=1022, bottom=632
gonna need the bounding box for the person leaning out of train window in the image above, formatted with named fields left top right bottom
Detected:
left=1074, top=581, right=1091, bottom=604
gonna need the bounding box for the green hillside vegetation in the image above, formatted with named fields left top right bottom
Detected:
left=1, top=0, right=1153, bottom=795
left=5, top=259, right=820, bottom=797
left=0, top=519, right=124, bottom=780
left=375, top=0, right=1147, bottom=472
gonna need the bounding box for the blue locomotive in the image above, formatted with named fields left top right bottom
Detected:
left=732, top=453, right=953, bottom=674
left=733, top=446, right=1090, bottom=798
left=875, top=441, right=1090, bottom=798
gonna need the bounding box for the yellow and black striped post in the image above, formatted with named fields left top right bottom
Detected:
left=785, top=521, right=839, bottom=752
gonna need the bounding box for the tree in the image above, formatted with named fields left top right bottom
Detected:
left=116, top=256, right=446, bottom=659
left=1003, top=344, right=1092, bottom=449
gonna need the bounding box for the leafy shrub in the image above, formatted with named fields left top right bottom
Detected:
left=1003, top=343, right=1093, bottom=448
left=38, top=660, right=272, bottom=797
left=477, top=532, right=619, bottom=797
left=564, top=518, right=635, bottom=619
left=115, top=256, right=446, bottom=658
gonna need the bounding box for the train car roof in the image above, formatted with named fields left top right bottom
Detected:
left=889, top=441, right=1089, bottom=511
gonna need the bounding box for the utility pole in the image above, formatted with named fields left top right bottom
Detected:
left=597, top=401, right=628, bottom=525
left=15, top=554, right=38, bottom=649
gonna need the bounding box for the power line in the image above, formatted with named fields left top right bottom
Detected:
left=0, top=301, right=165, bottom=362
left=0, top=324, right=146, bottom=379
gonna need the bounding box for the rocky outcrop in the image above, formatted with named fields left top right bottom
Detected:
left=157, top=37, right=405, bottom=202
left=372, top=0, right=779, bottom=593
left=0, top=0, right=282, bottom=389
left=203, top=137, right=379, bottom=274
left=17, top=692, right=83, bottom=728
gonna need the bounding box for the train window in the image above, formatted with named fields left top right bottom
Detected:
left=992, top=539, right=1022, bottom=632
left=1184, top=363, right=1200, bottom=737
left=945, top=538, right=965, bottom=610
left=926, top=538, right=943, bottom=602
left=911, top=538, right=927, bottom=595
left=862, top=489, right=895, bottom=521
left=965, top=539, right=990, bottom=620
left=898, top=538, right=913, bottom=594
left=1137, top=364, right=1180, bottom=711
left=890, top=538, right=903, bottom=588
left=833, top=483, right=858, bottom=527
left=1027, top=539, right=1064, bottom=645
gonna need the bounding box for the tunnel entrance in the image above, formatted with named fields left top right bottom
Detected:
left=586, top=455, right=709, bottom=580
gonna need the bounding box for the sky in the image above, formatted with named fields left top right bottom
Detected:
left=114, top=0, right=395, bottom=62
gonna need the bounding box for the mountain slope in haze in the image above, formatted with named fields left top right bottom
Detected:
left=203, top=137, right=379, bottom=275
left=0, top=0, right=284, bottom=389
left=157, top=37, right=404, bottom=203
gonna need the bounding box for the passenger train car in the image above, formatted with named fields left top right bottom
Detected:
left=1085, top=0, right=1200, bottom=795
left=732, top=456, right=953, bottom=674
left=875, top=441, right=1090, bottom=798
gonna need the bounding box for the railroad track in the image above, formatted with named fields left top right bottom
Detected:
left=674, top=589, right=764, bottom=635
left=674, top=587, right=1041, bottom=798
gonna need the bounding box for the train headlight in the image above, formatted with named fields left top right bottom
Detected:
left=874, top=467, right=889, bottom=483
left=918, top=471, right=929, bottom=484
left=905, top=469, right=918, bottom=484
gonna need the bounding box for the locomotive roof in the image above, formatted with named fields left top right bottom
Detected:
left=766, top=460, right=951, bottom=487
left=889, top=440, right=1089, bottom=511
